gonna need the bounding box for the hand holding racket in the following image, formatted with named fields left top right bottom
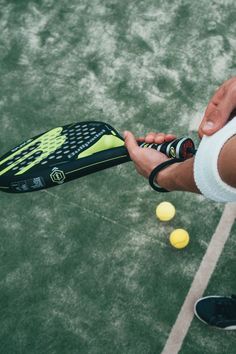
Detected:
left=0, top=121, right=196, bottom=193
left=124, top=131, right=177, bottom=179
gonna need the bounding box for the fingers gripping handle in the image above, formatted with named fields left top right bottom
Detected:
left=138, top=137, right=196, bottom=159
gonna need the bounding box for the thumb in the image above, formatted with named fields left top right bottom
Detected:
left=200, top=109, right=223, bottom=136
left=200, top=97, right=235, bottom=137
left=123, top=131, right=139, bottom=159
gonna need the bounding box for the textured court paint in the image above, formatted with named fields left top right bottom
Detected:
left=0, top=1, right=236, bottom=353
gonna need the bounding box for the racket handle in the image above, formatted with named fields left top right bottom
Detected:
left=138, top=137, right=196, bottom=159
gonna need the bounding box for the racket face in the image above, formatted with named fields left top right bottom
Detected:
left=0, top=121, right=127, bottom=193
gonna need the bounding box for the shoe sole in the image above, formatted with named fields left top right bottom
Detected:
left=194, top=295, right=236, bottom=330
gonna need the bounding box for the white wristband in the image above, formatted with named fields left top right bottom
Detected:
left=194, top=117, right=236, bottom=202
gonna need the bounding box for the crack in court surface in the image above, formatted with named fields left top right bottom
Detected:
left=161, top=202, right=236, bottom=354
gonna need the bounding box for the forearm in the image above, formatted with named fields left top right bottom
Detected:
left=157, top=157, right=201, bottom=193
left=157, top=135, right=236, bottom=193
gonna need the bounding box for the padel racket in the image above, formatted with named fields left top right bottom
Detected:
left=0, top=121, right=195, bottom=193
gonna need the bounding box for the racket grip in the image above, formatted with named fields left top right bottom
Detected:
left=138, top=137, right=196, bottom=159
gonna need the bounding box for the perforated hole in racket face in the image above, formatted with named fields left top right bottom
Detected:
left=0, top=121, right=123, bottom=179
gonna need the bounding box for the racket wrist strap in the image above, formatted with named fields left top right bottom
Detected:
left=149, top=158, right=184, bottom=192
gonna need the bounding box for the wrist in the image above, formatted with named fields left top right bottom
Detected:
left=156, top=161, right=183, bottom=191
left=156, top=157, right=200, bottom=193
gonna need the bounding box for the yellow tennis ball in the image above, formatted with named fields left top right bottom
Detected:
left=169, top=229, right=190, bottom=249
left=156, top=201, right=176, bottom=221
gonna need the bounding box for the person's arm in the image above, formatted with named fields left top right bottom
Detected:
left=124, top=130, right=236, bottom=195
left=155, top=135, right=236, bottom=192
left=125, top=76, right=236, bottom=197
left=156, top=157, right=200, bottom=193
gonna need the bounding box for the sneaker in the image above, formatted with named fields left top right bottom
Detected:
left=194, top=295, right=236, bottom=330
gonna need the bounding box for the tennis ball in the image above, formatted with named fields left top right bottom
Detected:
left=169, top=229, right=190, bottom=249
left=156, top=201, right=176, bottom=221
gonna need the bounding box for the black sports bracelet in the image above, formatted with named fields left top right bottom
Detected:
left=149, top=158, right=184, bottom=192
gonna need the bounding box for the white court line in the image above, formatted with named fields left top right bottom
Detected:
left=161, top=203, right=236, bottom=354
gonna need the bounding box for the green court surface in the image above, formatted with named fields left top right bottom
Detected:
left=0, top=1, right=236, bottom=353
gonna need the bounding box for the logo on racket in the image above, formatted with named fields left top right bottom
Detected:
left=50, top=167, right=66, bottom=184
left=170, top=147, right=176, bottom=158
